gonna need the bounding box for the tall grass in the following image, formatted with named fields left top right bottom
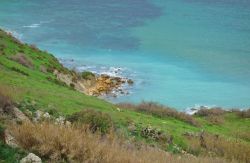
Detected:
left=118, top=102, right=199, bottom=126
left=10, top=122, right=229, bottom=163
left=186, top=132, right=250, bottom=163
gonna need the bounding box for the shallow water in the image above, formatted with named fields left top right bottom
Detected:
left=1, top=0, right=250, bottom=110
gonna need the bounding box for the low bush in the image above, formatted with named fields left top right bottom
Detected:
left=195, top=108, right=225, bottom=117
left=81, top=71, right=95, bottom=80
left=10, top=53, right=33, bottom=69
left=68, top=109, right=113, bottom=134
left=234, top=109, right=250, bottom=118
left=206, top=115, right=224, bottom=125
left=46, top=76, right=67, bottom=87
left=11, top=67, right=29, bottom=76
left=118, top=102, right=199, bottom=126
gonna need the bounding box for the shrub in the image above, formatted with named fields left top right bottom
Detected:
left=118, top=102, right=199, bottom=126
left=70, top=83, right=75, bottom=89
left=46, top=77, right=67, bottom=87
left=234, top=109, right=250, bottom=118
left=10, top=53, right=34, bottom=69
left=11, top=67, right=29, bottom=76
left=195, top=108, right=225, bottom=117
left=68, top=109, right=113, bottom=134
left=206, top=116, right=224, bottom=125
left=81, top=71, right=95, bottom=80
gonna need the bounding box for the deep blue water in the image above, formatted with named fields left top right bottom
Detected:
left=1, top=0, right=250, bottom=110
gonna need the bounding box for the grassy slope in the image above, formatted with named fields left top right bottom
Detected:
left=0, top=29, right=250, bottom=152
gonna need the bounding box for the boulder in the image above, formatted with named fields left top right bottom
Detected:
left=12, top=107, right=30, bottom=122
left=127, top=79, right=134, bottom=85
left=4, top=130, right=18, bottom=148
left=43, top=112, right=51, bottom=119
left=20, top=153, right=42, bottom=163
left=55, top=116, right=65, bottom=125
left=34, top=110, right=43, bottom=120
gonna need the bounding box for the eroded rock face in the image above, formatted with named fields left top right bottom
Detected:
left=20, top=153, right=42, bottom=163
left=88, top=75, right=127, bottom=96
left=53, top=69, right=133, bottom=97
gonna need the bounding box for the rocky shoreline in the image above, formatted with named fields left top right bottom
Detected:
left=54, top=69, right=133, bottom=97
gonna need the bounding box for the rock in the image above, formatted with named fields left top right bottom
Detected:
left=20, top=153, right=42, bottom=163
left=55, top=116, right=65, bottom=125
left=34, top=110, right=43, bottom=120
left=105, top=79, right=112, bottom=84
left=12, top=107, right=30, bottom=122
left=65, top=121, right=71, bottom=127
left=43, top=112, right=51, bottom=119
left=128, top=123, right=137, bottom=133
left=4, top=130, right=18, bottom=148
left=127, top=79, right=134, bottom=85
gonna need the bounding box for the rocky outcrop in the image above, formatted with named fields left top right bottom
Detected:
left=20, top=153, right=42, bottom=163
left=54, top=70, right=133, bottom=97
left=88, top=74, right=127, bottom=96
left=0, top=105, right=30, bottom=123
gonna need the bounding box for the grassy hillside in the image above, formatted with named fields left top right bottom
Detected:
left=0, top=29, right=250, bottom=162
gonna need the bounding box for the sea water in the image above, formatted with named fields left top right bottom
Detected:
left=0, top=0, right=250, bottom=110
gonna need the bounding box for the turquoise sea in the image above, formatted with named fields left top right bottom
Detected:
left=1, top=0, right=250, bottom=110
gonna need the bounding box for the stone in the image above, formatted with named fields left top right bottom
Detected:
left=4, top=130, right=18, bottom=148
left=12, top=107, right=30, bottom=122
left=43, top=112, right=51, bottom=119
left=20, top=153, right=42, bottom=163
left=127, top=79, right=134, bottom=85
left=55, top=116, right=65, bottom=125
left=65, top=121, right=71, bottom=127
left=105, top=79, right=112, bottom=84
left=34, top=110, right=43, bottom=120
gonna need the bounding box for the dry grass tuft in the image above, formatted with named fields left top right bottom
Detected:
left=10, top=53, right=34, bottom=69
left=118, top=102, right=199, bottom=126
left=10, top=122, right=229, bottom=163
left=186, top=132, right=250, bottom=162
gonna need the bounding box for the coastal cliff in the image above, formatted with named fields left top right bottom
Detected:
left=0, top=29, right=250, bottom=162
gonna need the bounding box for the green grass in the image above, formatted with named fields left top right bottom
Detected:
left=0, top=28, right=250, bottom=157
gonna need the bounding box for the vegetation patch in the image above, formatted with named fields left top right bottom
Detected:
left=10, top=53, right=34, bottom=69
left=81, top=71, right=95, bottom=80
left=118, top=102, right=199, bottom=126
left=68, top=109, right=113, bottom=134
left=11, top=67, right=29, bottom=76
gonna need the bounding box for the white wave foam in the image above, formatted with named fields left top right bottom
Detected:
left=185, top=104, right=216, bottom=115
left=22, top=20, right=53, bottom=29
left=23, top=23, right=40, bottom=28
left=4, top=29, right=23, bottom=40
